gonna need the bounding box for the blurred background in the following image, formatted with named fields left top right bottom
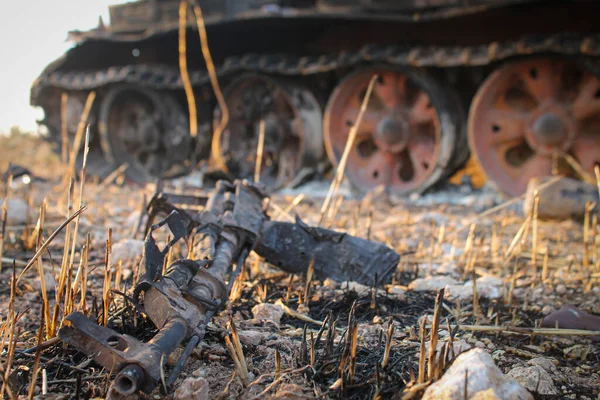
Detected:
left=0, top=1, right=122, bottom=135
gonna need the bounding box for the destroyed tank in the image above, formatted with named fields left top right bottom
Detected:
left=30, top=0, right=600, bottom=197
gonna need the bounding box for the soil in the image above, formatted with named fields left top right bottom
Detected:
left=0, top=135, right=598, bottom=400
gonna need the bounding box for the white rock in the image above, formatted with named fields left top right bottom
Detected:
left=507, top=365, right=558, bottom=395
left=388, top=286, right=406, bottom=300
left=174, top=376, right=209, bottom=400
left=418, top=263, right=459, bottom=276
left=252, top=303, right=284, bottom=325
left=445, top=276, right=503, bottom=301
left=5, top=198, right=30, bottom=225
left=111, top=239, right=144, bottom=263
left=528, top=357, right=557, bottom=374
left=556, top=284, right=567, bottom=294
left=409, top=276, right=459, bottom=292
left=422, top=348, right=533, bottom=400
left=345, top=281, right=371, bottom=294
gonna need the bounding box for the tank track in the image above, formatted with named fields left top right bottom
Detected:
left=31, top=32, right=600, bottom=99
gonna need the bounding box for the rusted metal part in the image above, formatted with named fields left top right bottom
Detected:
left=255, top=217, right=400, bottom=285
left=213, top=74, right=324, bottom=190
left=30, top=33, right=600, bottom=103
left=468, top=56, right=600, bottom=196
left=59, top=179, right=400, bottom=395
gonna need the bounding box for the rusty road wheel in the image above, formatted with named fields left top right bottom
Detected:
left=213, top=74, right=323, bottom=189
left=99, top=85, right=191, bottom=183
left=468, top=56, right=600, bottom=197
left=323, top=66, right=463, bottom=195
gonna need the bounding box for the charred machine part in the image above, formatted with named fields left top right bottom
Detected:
left=31, top=0, right=600, bottom=196
left=58, top=179, right=400, bottom=396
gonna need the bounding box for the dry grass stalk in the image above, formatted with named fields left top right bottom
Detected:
left=35, top=200, right=52, bottom=338
left=102, top=228, right=113, bottom=327
left=191, top=0, right=229, bottom=170
left=541, top=247, right=549, bottom=282
left=381, top=318, right=394, bottom=368
left=276, top=299, right=323, bottom=325
left=64, top=91, right=96, bottom=188
left=447, top=324, right=600, bottom=336
left=27, top=302, right=46, bottom=400
left=302, top=257, right=315, bottom=307
left=178, top=0, right=198, bottom=137
left=471, top=269, right=479, bottom=317
left=0, top=174, right=12, bottom=274
left=560, top=151, right=595, bottom=184
left=326, top=193, right=346, bottom=228
left=78, top=233, right=90, bottom=312
left=583, top=201, right=593, bottom=268
left=271, top=194, right=304, bottom=221
left=427, top=289, right=444, bottom=381
left=349, top=320, right=358, bottom=383
left=254, top=119, right=265, bottom=183
left=503, top=216, right=531, bottom=266
left=531, top=190, right=539, bottom=273
left=319, top=74, right=378, bottom=227
left=366, top=210, right=374, bottom=241
left=1, top=266, right=18, bottom=399
left=274, top=349, right=281, bottom=379
left=417, top=316, right=427, bottom=384
left=49, top=179, right=75, bottom=337
left=60, top=92, right=69, bottom=164
left=225, top=320, right=249, bottom=387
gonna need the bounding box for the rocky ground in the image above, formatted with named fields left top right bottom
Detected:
left=0, top=134, right=599, bottom=400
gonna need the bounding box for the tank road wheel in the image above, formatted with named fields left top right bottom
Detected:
left=468, top=57, right=600, bottom=197
left=323, top=66, right=463, bottom=195
left=99, top=85, right=191, bottom=183
left=212, top=73, right=323, bottom=189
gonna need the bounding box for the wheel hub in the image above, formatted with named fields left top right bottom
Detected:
left=525, top=106, right=574, bottom=155
left=374, top=114, right=409, bottom=153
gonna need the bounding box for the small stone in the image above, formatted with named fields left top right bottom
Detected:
left=422, top=348, right=533, bottom=400
left=345, top=281, right=370, bottom=294
left=174, top=376, right=209, bottom=400
left=528, top=357, right=557, bottom=373
left=475, top=341, right=486, bottom=349
left=322, top=279, right=338, bottom=290
left=409, top=276, right=459, bottom=292
left=388, top=286, right=406, bottom=300
left=556, top=284, right=567, bottom=295
left=507, top=365, right=558, bottom=395
left=541, top=305, right=555, bottom=315
left=271, top=383, right=312, bottom=399
left=111, top=239, right=144, bottom=263
left=252, top=303, right=284, bottom=325
left=237, top=330, right=264, bottom=346
left=5, top=198, right=30, bottom=225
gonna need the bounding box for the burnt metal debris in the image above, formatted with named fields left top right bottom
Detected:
left=58, top=179, right=400, bottom=396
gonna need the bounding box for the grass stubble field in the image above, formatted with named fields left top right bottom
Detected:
left=0, top=130, right=599, bottom=400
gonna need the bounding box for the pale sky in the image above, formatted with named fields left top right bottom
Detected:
left=0, top=1, right=125, bottom=134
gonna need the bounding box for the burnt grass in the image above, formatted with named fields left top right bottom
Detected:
left=0, top=167, right=599, bottom=399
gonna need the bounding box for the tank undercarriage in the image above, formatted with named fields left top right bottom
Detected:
left=31, top=2, right=600, bottom=197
